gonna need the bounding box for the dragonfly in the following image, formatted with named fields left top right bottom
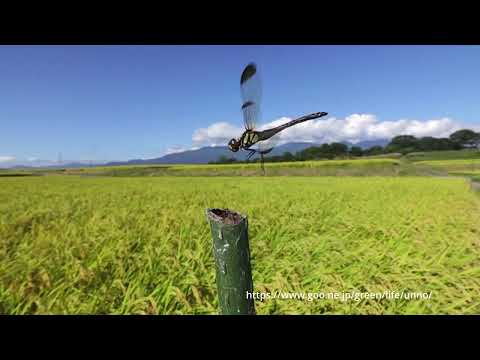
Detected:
left=228, top=62, right=328, bottom=174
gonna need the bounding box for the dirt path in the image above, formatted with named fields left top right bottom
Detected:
left=470, top=180, right=480, bottom=192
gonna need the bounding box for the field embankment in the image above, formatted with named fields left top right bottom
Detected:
left=22, top=158, right=447, bottom=177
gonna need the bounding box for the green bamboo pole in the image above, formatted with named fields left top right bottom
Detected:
left=205, top=208, right=255, bottom=315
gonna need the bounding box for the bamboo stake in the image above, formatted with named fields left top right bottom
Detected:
left=205, top=208, right=255, bottom=315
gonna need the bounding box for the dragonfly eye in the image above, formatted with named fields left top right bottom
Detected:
left=228, top=138, right=239, bottom=152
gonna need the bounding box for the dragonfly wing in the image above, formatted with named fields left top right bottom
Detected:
left=240, top=63, right=261, bottom=131
left=240, top=63, right=277, bottom=158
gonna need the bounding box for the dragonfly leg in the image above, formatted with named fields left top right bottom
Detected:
left=260, top=153, right=265, bottom=176
left=246, top=149, right=256, bottom=161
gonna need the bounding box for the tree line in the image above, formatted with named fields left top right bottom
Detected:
left=211, top=129, right=480, bottom=164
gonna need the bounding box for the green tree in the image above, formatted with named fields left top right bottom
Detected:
left=217, top=155, right=229, bottom=163
left=365, top=145, right=384, bottom=155
left=417, top=137, right=459, bottom=151
left=417, top=136, right=437, bottom=151
left=449, top=129, right=480, bottom=148
left=319, top=144, right=332, bottom=155
left=299, top=145, right=332, bottom=160
left=215, top=155, right=237, bottom=164
left=330, top=142, right=349, bottom=156
left=438, top=138, right=462, bottom=150
left=386, top=135, right=419, bottom=153
left=349, top=146, right=363, bottom=157
left=282, top=151, right=295, bottom=161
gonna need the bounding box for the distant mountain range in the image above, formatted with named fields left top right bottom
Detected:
left=104, top=139, right=390, bottom=166
left=350, top=139, right=390, bottom=149
left=6, top=161, right=108, bottom=170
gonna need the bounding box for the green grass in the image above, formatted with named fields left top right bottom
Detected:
left=177, top=158, right=400, bottom=169
left=448, top=170, right=480, bottom=183
left=1, top=176, right=479, bottom=314
left=16, top=149, right=480, bottom=177
left=30, top=158, right=439, bottom=177
left=406, top=149, right=480, bottom=162
left=363, top=152, right=403, bottom=159
left=0, top=173, right=37, bottom=177
left=413, top=158, right=480, bottom=183
left=44, top=159, right=403, bottom=173
left=165, top=159, right=406, bottom=176
left=414, top=159, right=480, bottom=173
left=0, top=169, right=36, bottom=177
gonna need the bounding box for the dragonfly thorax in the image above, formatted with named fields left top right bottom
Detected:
left=228, top=130, right=260, bottom=153
left=240, top=130, right=259, bottom=149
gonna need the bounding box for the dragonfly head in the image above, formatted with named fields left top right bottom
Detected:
left=228, top=138, right=240, bottom=152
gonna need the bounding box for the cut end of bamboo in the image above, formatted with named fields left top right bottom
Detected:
left=206, top=208, right=246, bottom=225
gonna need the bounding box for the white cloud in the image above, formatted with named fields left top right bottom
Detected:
left=0, top=156, right=15, bottom=163
left=165, top=146, right=189, bottom=155
left=191, top=114, right=464, bottom=146
left=192, top=122, right=243, bottom=147
left=27, top=157, right=38, bottom=162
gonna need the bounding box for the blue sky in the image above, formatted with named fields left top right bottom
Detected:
left=1, top=45, right=479, bottom=166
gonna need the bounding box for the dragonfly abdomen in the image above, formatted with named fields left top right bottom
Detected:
left=257, top=112, right=328, bottom=142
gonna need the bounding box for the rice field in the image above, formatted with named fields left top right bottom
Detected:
left=1, top=175, right=479, bottom=314
left=175, top=158, right=400, bottom=169
left=23, top=158, right=438, bottom=177
left=43, top=158, right=403, bottom=173
left=414, top=159, right=480, bottom=172
left=406, top=149, right=480, bottom=162
left=448, top=171, right=480, bottom=182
